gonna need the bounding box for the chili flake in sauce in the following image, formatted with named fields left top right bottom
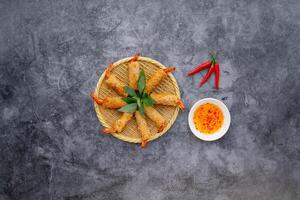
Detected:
left=193, top=103, right=224, bottom=134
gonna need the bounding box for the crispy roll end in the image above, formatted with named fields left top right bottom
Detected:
left=163, top=67, right=176, bottom=73
left=177, top=99, right=186, bottom=112
left=130, top=53, right=140, bottom=62
left=105, top=63, right=114, bottom=78
left=101, top=128, right=115, bottom=134
left=90, top=92, right=103, bottom=105
left=141, top=140, right=147, bottom=149
left=157, top=123, right=167, bottom=133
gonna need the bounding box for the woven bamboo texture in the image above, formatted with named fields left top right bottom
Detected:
left=94, top=56, right=181, bottom=143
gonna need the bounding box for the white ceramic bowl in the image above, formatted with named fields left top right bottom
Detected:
left=188, top=98, right=231, bottom=141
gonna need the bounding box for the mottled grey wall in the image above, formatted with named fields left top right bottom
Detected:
left=0, top=0, right=299, bottom=200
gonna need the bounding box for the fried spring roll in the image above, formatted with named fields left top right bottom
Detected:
left=128, top=61, right=140, bottom=90
left=105, top=64, right=127, bottom=96
left=144, top=106, right=166, bottom=133
left=102, top=113, right=133, bottom=134
left=150, top=93, right=185, bottom=111
left=90, top=92, right=126, bottom=109
left=128, top=53, right=140, bottom=90
left=135, top=111, right=151, bottom=148
left=145, top=67, right=175, bottom=93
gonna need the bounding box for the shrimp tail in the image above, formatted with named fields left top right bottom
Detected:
left=130, top=53, right=141, bottom=62
left=90, top=92, right=104, bottom=105
left=177, top=99, right=186, bottom=112
left=105, top=63, right=114, bottom=78
left=101, top=128, right=115, bottom=134
left=141, top=140, right=148, bottom=149
left=158, top=123, right=166, bottom=133
left=163, top=67, right=176, bottom=73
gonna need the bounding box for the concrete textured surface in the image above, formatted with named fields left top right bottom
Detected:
left=0, top=0, right=300, bottom=199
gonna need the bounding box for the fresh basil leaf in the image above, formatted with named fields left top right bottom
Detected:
left=122, top=97, right=137, bottom=104
left=143, top=93, right=156, bottom=106
left=142, top=92, right=147, bottom=98
left=148, top=95, right=156, bottom=104
left=139, top=103, right=145, bottom=116
left=124, top=86, right=137, bottom=97
left=137, top=90, right=143, bottom=98
left=136, top=98, right=145, bottom=115
left=138, top=69, right=146, bottom=94
left=118, top=103, right=137, bottom=113
left=136, top=97, right=142, bottom=108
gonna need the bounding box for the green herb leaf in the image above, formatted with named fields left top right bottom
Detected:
left=137, top=98, right=145, bottom=115
left=139, top=104, right=145, bottom=115
left=149, top=95, right=156, bottom=104
left=124, top=86, right=137, bottom=97
left=137, top=90, right=143, bottom=98
left=118, top=103, right=137, bottom=113
left=142, top=92, right=147, bottom=98
left=136, top=97, right=142, bottom=109
left=143, top=93, right=156, bottom=106
left=122, top=97, right=137, bottom=104
left=138, top=69, right=146, bottom=95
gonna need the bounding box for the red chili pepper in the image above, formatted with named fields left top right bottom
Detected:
left=199, top=63, right=215, bottom=88
left=187, top=60, right=211, bottom=76
left=214, top=63, right=220, bottom=89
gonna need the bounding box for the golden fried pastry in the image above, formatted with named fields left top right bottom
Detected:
left=135, top=111, right=151, bottom=148
left=150, top=93, right=185, bottom=111
left=102, top=113, right=133, bottom=134
left=145, top=68, right=175, bottom=93
left=144, top=106, right=166, bottom=133
left=90, top=92, right=126, bottom=109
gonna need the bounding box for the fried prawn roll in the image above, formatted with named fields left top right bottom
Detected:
left=135, top=111, right=151, bottom=148
left=105, top=64, right=127, bottom=96
left=128, top=53, right=140, bottom=90
left=150, top=93, right=185, bottom=111
left=102, top=113, right=133, bottom=134
left=144, top=106, right=166, bottom=133
left=145, top=67, right=176, bottom=93
left=90, top=92, right=126, bottom=109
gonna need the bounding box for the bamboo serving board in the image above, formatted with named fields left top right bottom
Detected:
left=94, top=56, right=181, bottom=143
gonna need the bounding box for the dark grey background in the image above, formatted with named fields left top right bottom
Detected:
left=0, top=0, right=299, bottom=199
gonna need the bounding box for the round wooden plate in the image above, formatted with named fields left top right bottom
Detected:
left=94, top=56, right=181, bottom=143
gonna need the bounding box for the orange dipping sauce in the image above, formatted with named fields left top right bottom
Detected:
left=193, top=103, right=224, bottom=134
